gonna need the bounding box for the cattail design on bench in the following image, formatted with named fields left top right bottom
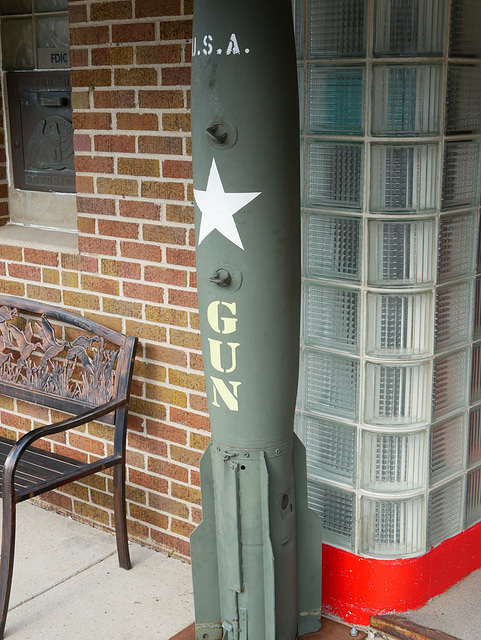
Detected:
left=0, top=294, right=138, bottom=639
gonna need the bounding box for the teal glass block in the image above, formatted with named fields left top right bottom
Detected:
left=367, top=218, right=436, bottom=287
left=307, top=65, right=365, bottom=136
left=474, top=279, right=481, bottom=340
left=465, top=466, right=481, bottom=527
left=304, top=213, right=361, bottom=282
left=304, top=282, right=360, bottom=353
left=35, top=0, right=68, bottom=10
left=428, top=479, right=463, bottom=547
left=36, top=13, right=69, bottom=49
left=305, top=416, right=356, bottom=485
left=430, top=415, right=465, bottom=485
left=435, top=282, right=473, bottom=350
left=438, top=212, right=477, bottom=283
left=298, top=64, right=304, bottom=133
left=361, top=429, right=427, bottom=492
left=0, top=0, right=31, bottom=14
left=307, top=0, right=367, bottom=59
left=472, top=343, right=481, bottom=405
left=366, top=292, right=434, bottom=358
left=360, top=495, right=426, bottom=557
left=305, top=141, right=363, bottom=211
left=442, top=140, right=481, bottom=211
left=305, top=349, right=359, bottom=421
left=373, top=0, right=447, bottom=57
left=364, top=361, right=431, bottom=427
left=294, top=0, right=304, bottom=59
left=370, top=143, right=439, bottom=213
left=433, top=349, right=469, bottom=419
left=469, top=406, right=481, bottom=467
left=371, top=64, right=443, bottom=136
left=449, top=0, right=481, bottom=59
left=446, top=65, right=481, bottom=135
left=1, top=18, right=34, bottom=69
left=308, top=480, right=355, bottom=550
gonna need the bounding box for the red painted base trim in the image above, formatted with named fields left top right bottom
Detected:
left=322, top=521, right=481, bottom=625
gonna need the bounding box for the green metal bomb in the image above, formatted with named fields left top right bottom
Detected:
left=190, top=1, right=322, bottom=638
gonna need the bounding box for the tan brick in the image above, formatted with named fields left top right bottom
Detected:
left=162, top=112, right=191, bottom=132
left=144, top=266, right=187, bottom=287
left=134, top=361, right=167, bottom=382
left=81, top=274, right=119, bottom=296
left=125, top=320, right=167, bottom=343
left=26, top=284, right=61, bottom=303
left=129, top=397, right=167, bottom=420
left=138, top=90, right=183, bottom=110
left=0, top=280, right=25, bottom=296
left=171, top=482, right=201, bottom=506
left=70, top=25, right=109, bottom=46
left=143, top=224, right=186, bottom=245
left=158, top=20, right=192, bottom=41
left=97, top=177, right=138, bottom=197
left=118, top=157, right=160, bottom=177
left=170, top=328, right=201, bottom=350
left=115, top=68, right=157, bottom=87
left=117, top=112, right=158, bottom=131
left=74, top=501, right=110, bottom=525
left=0, top=245, right=22, bottom=261
left=141, top=180, right=184, bottom=201
left=71, top=69, right=112, bottom=88
left=129, top=503, right=168, bottom=530
left=165, top=204, right=194, bottom=224
left=146, top=384, right=187, bottom=408
left=145, top=306, right=188, bottom=327
left=148, top=494, right=189, bottom=519
left=103, top=297, right=142, bottom=318
left=101, top=258, right=141, bottom=280
left=90, top=1, right=132, bottom=21
left=169, top=369, right=205, bottom=393
left=136, top=44, right=181, bottom=65
left=42, top=268, right=60, bottom=285
left=190, top=432, right=210, bottom=451
left=171, top=518, right=195, bottom=538
left=63, top=290, right=100, bottom=310
left=138, top=136, right=182, bottom=156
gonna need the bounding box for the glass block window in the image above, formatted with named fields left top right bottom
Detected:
left=0, top=0, right=70, bottom=70
left=297, top=0, right=481, bottom=559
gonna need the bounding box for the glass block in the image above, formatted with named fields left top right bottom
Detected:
left=36, top=13, right=69, bottom=49
left=474, top=279, right=481, bottom=340
left=446, top=65, right=481, bottom=136
left=428, top=479, right=463, bottom=547
left=304, top=283, right=360, bottom=353
left=366, top=292, right=434, bottom=358
left=1, top=18, right=34, bottom=69
left=465, top=466, right=481, bottom=527
left=308, top=480, right=355, bottom=550
left=305, top=141, right=363, bottom=211
left=433, top=349, right=469, bottom=419
left=373, top=0, right=447, bottom=57
left=307, top=0, right=367, bottom=59
left=298, top=65, right=304, bottom=133
left=472, top=343, right=481, bottom=405
left=438, top=212, right=477, bottom=283
left=360, top=495, right=425, bottom=557
left=431, top=415, right=465, bottom=484
left=364, top=361, right=431, bottom=427
left=435, top=282, right=473, bottom=350
left=449, top=0, right=481, bottom=59
left=0, top=0, right=31, bottom=14
left=304, top=213, right=361, bottom=282
left=35, top=0, right=68, bottom=10
left=370, top=144, right=439, bottom=213
left=371, top=64, right=443, bottom=136
left=307, top=65, right=365, bottom=136
left=294, top=0, right=304, bottom=59
left=305, top=349, right=359, bottom=421
left=367, top=218, right=436, bottom=287
left=442, top=140, right=481, bottom=211
left=305, top=416, right=356, bottom=485
left=361, top=429, right=427, bottom=492
left=469, top=406, right=481, bottom=467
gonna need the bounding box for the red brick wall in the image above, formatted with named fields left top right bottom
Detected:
left=0, top=0, right=206, bottom=559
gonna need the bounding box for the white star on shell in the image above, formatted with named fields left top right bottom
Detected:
left=194, top=159, right=261, bottom=250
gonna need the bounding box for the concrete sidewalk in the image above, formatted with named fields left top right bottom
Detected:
left=2, top=502, right=194, bottom=639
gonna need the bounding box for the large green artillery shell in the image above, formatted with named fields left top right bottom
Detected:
left=189, top=1, right=322, bottom=638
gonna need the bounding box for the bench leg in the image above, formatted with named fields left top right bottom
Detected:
left=0, top=495, right=16, bottom=639
left=113, top=463, right=131, bottom=570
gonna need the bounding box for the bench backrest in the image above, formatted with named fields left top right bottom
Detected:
left=0, top=294, right=137, bottom=425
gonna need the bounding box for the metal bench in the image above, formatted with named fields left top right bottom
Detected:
left=0, top=294, right=138, bottom=638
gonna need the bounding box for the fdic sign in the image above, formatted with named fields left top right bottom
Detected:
left=37, top=48, right=70, bottom=69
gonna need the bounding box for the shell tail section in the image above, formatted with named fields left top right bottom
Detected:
left=294, top=434, right=323, bottom=636
left=190, top=443, right=223, bottom=640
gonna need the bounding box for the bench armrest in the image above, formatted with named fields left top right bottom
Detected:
left=2, top=397, right=128, bottom=491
